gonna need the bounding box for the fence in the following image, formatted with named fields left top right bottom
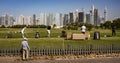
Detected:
left=0, top=44, right=120, bottom=56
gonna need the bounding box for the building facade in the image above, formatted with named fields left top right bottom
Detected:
left=94, top=9, right=99, bottom=26
left=0, top=14, right=14, bottom=27
left=78, top=12, right=84, bottom=22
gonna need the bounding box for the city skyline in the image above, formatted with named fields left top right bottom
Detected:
left=0, top=0, right=120, bottom=20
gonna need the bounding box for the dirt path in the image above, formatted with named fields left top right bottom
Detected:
left=0, top=57, right=120, bottom=63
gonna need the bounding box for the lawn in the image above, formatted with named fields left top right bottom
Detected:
left=0, top=28, right=120, bottom=48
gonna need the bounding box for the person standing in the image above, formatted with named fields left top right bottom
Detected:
left=47, top=26, right=51, bottom=37
left=35, top=31, right=40, bottom=38
left=81, top=25, right=86, bottom=34
left=21, top=38, right=30, bottom=61
left=112, top=26, right=116, bottom=36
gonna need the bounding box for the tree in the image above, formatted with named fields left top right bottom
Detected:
left=85, top=23, right=93, bottom=31
left=112, top=18, right=120, bottom=29
left=63, top=22, right=93, bottom=31
left=103, top=21, right=112, bottom=29
left=0, top=25, right=6, bottom=28
left=100, top=23, right=104, bottom=29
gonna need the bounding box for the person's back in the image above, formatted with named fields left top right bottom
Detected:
left=21, top=38, right=30, bottom=61
left=22, top=40, right=30, bottom=50
left=81, top=25, right=86, bottom=34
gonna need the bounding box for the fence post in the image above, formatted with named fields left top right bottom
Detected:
left=0, top=44, right=120, bottom=56
left=90, top=44, right=93, bottom=54
left=112, top=44, right=114, bottom=53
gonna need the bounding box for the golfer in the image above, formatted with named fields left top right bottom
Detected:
left=21, top=27, right=26, bottom=38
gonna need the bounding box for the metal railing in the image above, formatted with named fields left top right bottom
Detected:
left=0, top=44, right=120, bottom=56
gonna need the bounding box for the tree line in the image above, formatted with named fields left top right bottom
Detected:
left=100, top=18, right=120, bottom=29
left=0, top=25, right=47, bottom=28
left=63, top=18, right=120, bottom=31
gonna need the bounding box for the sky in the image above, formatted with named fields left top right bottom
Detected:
left=0, top=0, right=120, bottom=20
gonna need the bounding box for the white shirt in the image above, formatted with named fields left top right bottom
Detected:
left=47, top=30, right=50, bottom=34
left=81, top=25, right=86, bottom=32
left=21, top=27, right=26, bottom=34
left=22, top=40, right=30, bottom=50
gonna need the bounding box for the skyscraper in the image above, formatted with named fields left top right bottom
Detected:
left=82, top=8, right=86, bottom=23
left=94, top=9, right=99, bottom=26
left=54, top=13, right=60, bottom=27
left=78, top=12, right=84, bottom=22
left=39, top=13, right=47, bottom=25
left=63, top=14, right=69, bottom=26
left=46, top=13, right=54, bottom=26
left=90, top=5, right=94, bottom=25
left=104, top=6, right=107, bottom=22
left=0, top=14, right=14, bottom=27
left=18, top=15, right=24, bottom=25
left=60, top=13, right=63, bottom=27
left=39, top=13, right=44, bottom=25
left=33, top=14, right=36, bottom=25
left=86, top=13, right=90, bottom=23
left=54, top=13, right=63, bottom=28
left=26, top=16, right=31, bottom=25
left=73, top=9, right=79, bottom=22
left=69, top=12, right=74, bottom=23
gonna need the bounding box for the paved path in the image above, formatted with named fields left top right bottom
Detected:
left=0, top=57, right=120, bottom=63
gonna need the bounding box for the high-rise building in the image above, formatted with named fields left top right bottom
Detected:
left=13, top=17, right=17, bottom=25
left=60, top=13, right=63, bottom=27
left=100, top=16, right=105, bottom=24
left=63, top=14, right=69, bottom=26
left=33, top=14, right=36, bottom=25
left=44, top=13, right=47, bottom=25
left=54, top=13, right=63, bottom=28
left=46, top=13, right=54, bottom=26
left=26, top=16, right=31, bottom=25
left=39, top=13, right=44, bottom=25
left=97, top=16, right=101, bottom=26
left=82, top=8, right=86, bottom=23
left=94, top=9, right=99, bottom=26
left=69, top=12, right=74, bottom=23
left=39, top=13, right=47, bottom=25
left=86, top=13, right=91, bottom=23
left=18, top=15, right=24, bottom=25
left=90, top=5, right=94, bottom=25
left=104, top=6, right=107, bottom=23
left=78, top=12, right=84, bottom=22
left=73, top=9, right=79, bottom=22
left=0, top=14, right=14, bottom=27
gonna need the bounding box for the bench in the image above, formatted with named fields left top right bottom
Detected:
left=72, top=34, right=85, bottom=40
left=66, top=32, right=90, bottom=40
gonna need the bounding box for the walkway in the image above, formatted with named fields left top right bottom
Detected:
left=0, top=57, right=120, bottom=63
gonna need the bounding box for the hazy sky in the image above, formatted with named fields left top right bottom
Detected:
left=0, top=0, right=120, bottom=20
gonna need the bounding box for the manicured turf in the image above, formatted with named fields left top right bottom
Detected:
left=0, top=28, right=120, bottom=48
left=0, top=37, right=120, bottom=48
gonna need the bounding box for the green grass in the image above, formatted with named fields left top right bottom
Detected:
left=0, top=37, right=120, bottom=48
left=0, top=28, right=119, bottom=38
left=0, top=28, right=120, bottom=48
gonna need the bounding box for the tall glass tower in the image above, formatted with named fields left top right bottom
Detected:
left=90, top=5, right=94, bottom=25
left=104, top=6, right=107, bottom=23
